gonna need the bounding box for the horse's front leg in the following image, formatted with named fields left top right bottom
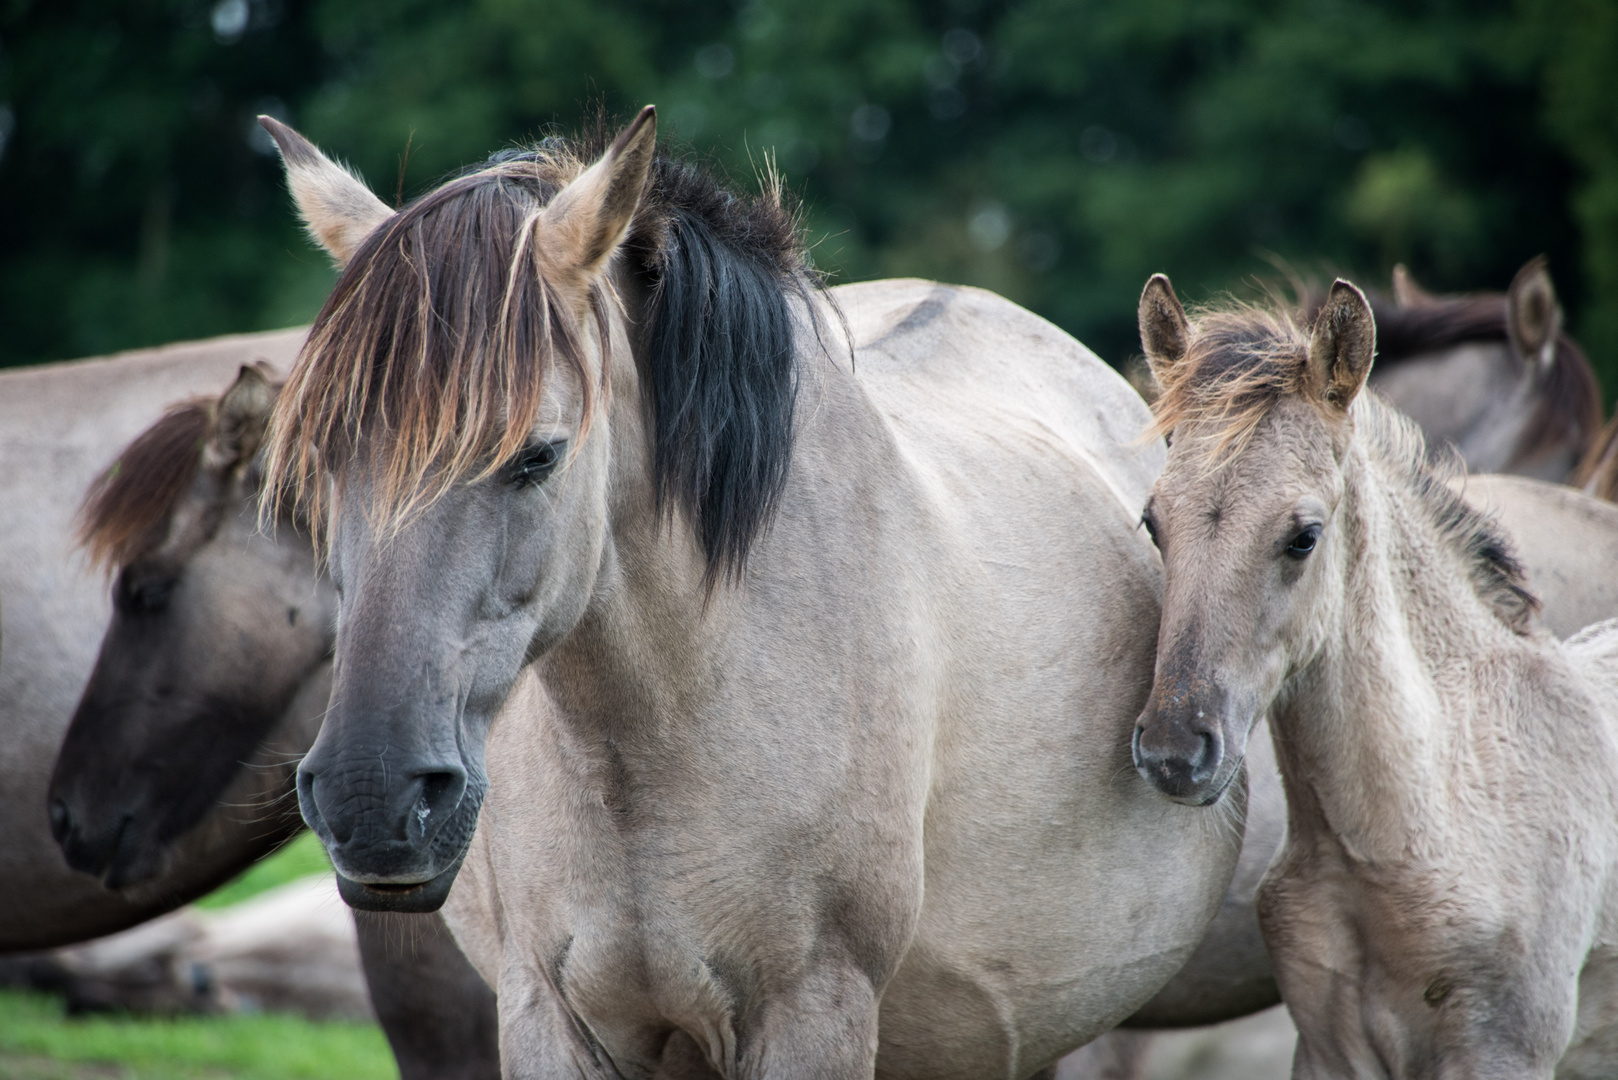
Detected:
left=736, top=962, right=881, bottom=1080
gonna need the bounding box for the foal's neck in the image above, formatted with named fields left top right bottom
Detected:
left=1274, top=434, right=1520, bottom=864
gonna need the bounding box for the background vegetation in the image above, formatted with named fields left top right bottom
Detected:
left=0, top=835, right=398, bottom=1080
left=2, top=0, right=1615, bottom=390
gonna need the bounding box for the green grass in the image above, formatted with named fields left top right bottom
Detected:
left=0, top=834, right=398, bottom=1079
left=0, top=990, right=396, bottom=1080
left=194, top=833, right=331, bottom=911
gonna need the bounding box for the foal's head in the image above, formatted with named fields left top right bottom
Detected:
left=1130, top=277, right=1377, bottom=806
left=48, top=366, right=334, bottom=889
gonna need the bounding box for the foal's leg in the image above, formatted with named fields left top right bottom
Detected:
left=354, top=910, right=501, bottom=1080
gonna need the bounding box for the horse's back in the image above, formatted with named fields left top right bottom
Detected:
left=832, top=279, right=1163, bottom=515
left=0, top=327, right=306, bottom=948
left=1458, top=474, right=1618, bottom=639
left=817, top=282, right=1229, bottom=1074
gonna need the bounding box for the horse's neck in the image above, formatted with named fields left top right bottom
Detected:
left=1274, top=445, right=1509, bottom=864
left=542, top=286, right=849, bottom=751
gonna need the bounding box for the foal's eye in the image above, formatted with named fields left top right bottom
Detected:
left=1285, top=525, right=1321, bottom=560
left=1140, top=511, right=1161, bottom=547
left=510, top=441, right=564, bottom=487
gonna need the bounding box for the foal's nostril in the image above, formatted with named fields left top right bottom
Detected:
left=1190, top=731, right=1220, bottom=782
left=1131, top=725, right=1146, bottom=770
left=48, top=798, right=72, bottom=845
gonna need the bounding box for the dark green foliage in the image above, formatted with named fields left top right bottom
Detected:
left=1, top=0, right=1614, bottom=391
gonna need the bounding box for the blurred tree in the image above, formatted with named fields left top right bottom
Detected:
left=0, top=0, right=1613, bottom=393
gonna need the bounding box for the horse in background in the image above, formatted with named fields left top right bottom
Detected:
left=1360, top=256, right=1601, bottom=481
left=0, top=339, right=498, bottom=1080
left=1133, top=274, right=1618, bottom=1077
left=0, top=329, right=305, bottom=947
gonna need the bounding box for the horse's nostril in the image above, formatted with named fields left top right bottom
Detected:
left=1131, top=725, right=1146, bottom=769
left=49, top=798, right=72, bottom=844
left=408, top=770, right=467, bottom=846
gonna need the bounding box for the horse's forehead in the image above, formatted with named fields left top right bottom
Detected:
left=1161, top=402, right=1336, bottom=516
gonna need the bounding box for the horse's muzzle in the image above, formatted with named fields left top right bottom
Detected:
left=335, top=857, right=465, bottom=913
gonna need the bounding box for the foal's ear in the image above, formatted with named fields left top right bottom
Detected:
left=538, top=105, right=657, bottom=287
left=258, top=116, right=394, bottom=268
left=211, top=364, right=276, bottom=467
left=1507, top=255, right=1561, bottom=371
left=1138, top=274, right=1191, bottom=381
left=1391, top=264, right=1434, bottom=308
left=1306, top=280, right=1376, bottom=412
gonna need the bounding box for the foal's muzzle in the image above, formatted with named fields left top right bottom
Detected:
left=1132, top=682, right=1237, bottom=806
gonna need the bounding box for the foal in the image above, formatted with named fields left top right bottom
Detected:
left=1130, top=275, right=1618, bottom=1078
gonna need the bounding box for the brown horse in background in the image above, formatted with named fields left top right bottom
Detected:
left=0, top=338, right=497, bottom=1080
left=1366, top=257, right=1601, bottom=481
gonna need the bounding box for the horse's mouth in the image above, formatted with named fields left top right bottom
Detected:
left=333, top=856, right=465, bottom=913
left=1195, top=755, right=1246, bottom=808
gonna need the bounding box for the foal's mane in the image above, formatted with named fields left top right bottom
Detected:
left=264, top=119, right=817, bottom=584
left=1150, top=299, right=1539, bottom=634
left=1369, top=290, right=1601, bottom=467
left=78, top=401, right=214, bottom=571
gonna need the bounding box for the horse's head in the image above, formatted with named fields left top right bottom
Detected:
left=261, top=108, right=808, bottom=912
left=1371, top=257, right=1598, bottom=480
left=258, top=110, right=665, bottom=912
left=1131, top=276, right=1375, bottom=806
left=49, top=366, right=335, bottom=888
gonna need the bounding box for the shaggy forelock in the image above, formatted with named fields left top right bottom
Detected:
left=1146, top=300, right=1312, bottom=460
left=1152, top=297, right=1538, bottom=634
left=78, top=400, right=214, bottom=572
left=263, top=148, right=606, bottom=543
left=263, top=118, right=817, bottom=582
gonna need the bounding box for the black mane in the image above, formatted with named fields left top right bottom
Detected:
left=483, top=134, right=816, bottom=582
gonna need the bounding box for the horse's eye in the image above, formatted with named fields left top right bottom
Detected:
left=118, top=574, right=177, bottom=615
left=1285, top=525, right=1321, bottom=560
left=1140, top=511, right=1160, bottom=547
left=510, top=440, right=564, bottom=487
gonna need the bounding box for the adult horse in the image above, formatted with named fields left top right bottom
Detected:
left=259, top=107, right=1240, bottom=1078
left=0, top=329, right=304, bottom=946
left=0, top=338, right=498, bottom=1080
left=1366, top=258, right=1601, bottom=481
left=1132, top=275, right=1618, bottom=1077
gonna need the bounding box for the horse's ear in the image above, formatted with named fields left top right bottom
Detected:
left=258, top=116, right=393, bottom=268
left=211, top=364, right=276, bottom=467
left=1391, top=264, right=1434, bottom=308
left=1507, top=255, right=1561, bottom=371
left=537, top=105, right=657, bottom=288
left=1138, top=274, right=1190, bottom=382
left=1306, top=280, right=1376, bottom=412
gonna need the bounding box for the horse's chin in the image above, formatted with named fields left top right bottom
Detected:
left=334, top=857, right=465, bottom=913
